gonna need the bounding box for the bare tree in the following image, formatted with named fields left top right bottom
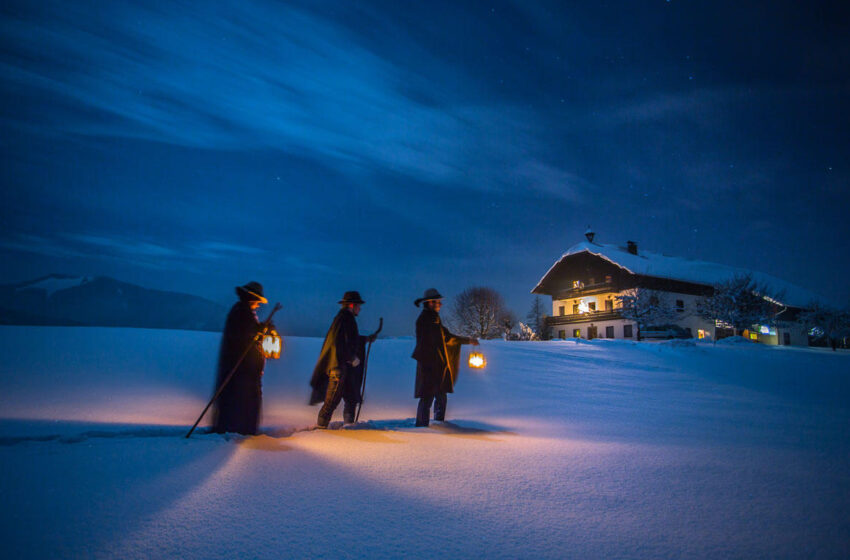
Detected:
left=451, top=286, right=509, bottom=339
left=798, top=303, right=850, bottom=351
left=697, top=274, right=781, bottom=338
left=499, top=309, right=518, bottom=339
left=616, top=288, right=674, bottom=341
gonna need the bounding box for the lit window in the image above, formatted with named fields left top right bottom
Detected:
left=573, top=329, right=581, bottom=338
left=749, top=332, right=758, bottom=340
left=605, top=275, right=612, bottom=283
left=572, top=280, right=581, bottom=289
left=698, top=329, right=706, bottom=339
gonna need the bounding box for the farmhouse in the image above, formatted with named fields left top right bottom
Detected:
left=532, top=231, right=819, bottom=345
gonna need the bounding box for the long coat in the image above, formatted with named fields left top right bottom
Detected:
left=412, top=307, right=474, bottom=398
left=212, top=301, right=266, bottom=435
left=309, top=309, right=366, bottom=405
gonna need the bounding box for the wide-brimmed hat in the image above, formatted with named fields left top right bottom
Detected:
left=414, top=288, right=443, bottom=307
left=338, top=291, right=365, bottom=305
left=236, top=281, right=268, bottom=303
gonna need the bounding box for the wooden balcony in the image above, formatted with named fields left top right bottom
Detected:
left=553, top=282, right=621, bottom=299
left=547, top=310, right=623, bottom=325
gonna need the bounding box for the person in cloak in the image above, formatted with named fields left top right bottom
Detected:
left=211, top=281, right=272, bottom=436
left=309, top=291, right=377, bottom=428
left=412, top=288, right=479, bottom=427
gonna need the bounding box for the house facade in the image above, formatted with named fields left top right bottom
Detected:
left=532, top=233, right=814, bottom=345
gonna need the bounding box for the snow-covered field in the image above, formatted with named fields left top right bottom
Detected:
left=1, top=326, right=848, bottom=559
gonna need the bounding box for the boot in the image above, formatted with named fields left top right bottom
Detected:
left=343, top=402, right=356, bottom=424
left=415, top=397, right=431, bottom=427
left=433, top=393, right=447, bottom=422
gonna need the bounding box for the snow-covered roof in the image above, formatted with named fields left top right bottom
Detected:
left=533, top=241, right=825, bottom=308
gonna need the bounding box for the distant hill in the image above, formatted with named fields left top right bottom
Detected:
left=0, top=275, right=227, bottom=332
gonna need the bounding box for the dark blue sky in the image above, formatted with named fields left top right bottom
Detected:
left=1, top=0, right=848, bottom=335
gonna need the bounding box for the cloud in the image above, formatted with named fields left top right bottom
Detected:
left=0, top=1, right=595, bottom=201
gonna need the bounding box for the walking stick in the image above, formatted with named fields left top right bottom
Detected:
left=354, top=317, right=382, bottom=423
left=185, top=303, right=282, bottom=439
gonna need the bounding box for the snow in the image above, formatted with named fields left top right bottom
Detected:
left=15, top=275, right=92, bottom=297
left=535, top=241, right=826, bottom=308
left=1, top=326, right=848, bottom=559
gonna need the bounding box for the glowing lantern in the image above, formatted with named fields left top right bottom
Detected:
left=261, top=330, right=282, bottom=359
left=468, top=352, right=486, bottom=369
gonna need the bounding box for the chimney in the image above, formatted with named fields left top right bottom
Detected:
left=626, top=241, right=638, bottom=255
left=584, top=227, right=595, bottom=243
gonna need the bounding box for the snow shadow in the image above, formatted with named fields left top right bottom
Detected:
left=0, top=425, right=189, bottom=446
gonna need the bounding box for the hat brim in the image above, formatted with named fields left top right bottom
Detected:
left=339, top=299, right=365, bottom=305
left=236, top=286, right=268, bottom=304
left=414, top=296, right=442, bottom=307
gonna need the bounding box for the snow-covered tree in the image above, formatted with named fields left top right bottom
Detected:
left=616, top=288, right=674, bottom=341
left=526, top=296, right=549, bottom=340
left=798, top=303, right=850, bottom=351
left=697, top=274, right=781, bottom=337
left=516, top=322, right=537, bottom=341
left=451, top=286, right=510, bottom=339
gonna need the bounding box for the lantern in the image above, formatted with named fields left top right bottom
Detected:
left=261, top=330, right=282, bottom=359
left=468, top=352, right=486, bottom=369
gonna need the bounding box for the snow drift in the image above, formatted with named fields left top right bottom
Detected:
left=0, top=326, right=848, bottom=559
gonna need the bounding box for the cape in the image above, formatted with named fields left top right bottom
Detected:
left=309, top=309, right=364, bottom=405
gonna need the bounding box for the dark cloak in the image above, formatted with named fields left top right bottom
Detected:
left=412, top=307, right=472, bottom=398
left=211, top=301, right=266, bottom=435
left=309, top=309, right=366, bottom=405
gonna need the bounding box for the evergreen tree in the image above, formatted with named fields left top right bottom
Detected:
left=526, top=295, right=549, bottom=340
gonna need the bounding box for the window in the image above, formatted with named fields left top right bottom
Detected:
left=605, top=275, right=612, bottom=283
left=749, top=332, right=758, bottom=341
left=572, top=329, right=581, bottom=338
left=624, top=324, right=633, bottom=338
left=606, top=326, right=614, bottom=338
left=698, top=329, right=706, bottom=340
left=572, top=280, right=581, bottom=289
left=587, top=326, right=597, bottom=339
left=588, top=301, right=596, bottom=311
left=604, top=299, right=613, bottom=311
left=783, top=332, right=791, bottom=345
left=558, top=330, right=566, bottom=339
left=572, top=303, right=579, bottom=314
left=588, top=277, right=595, bottom=285
left=558, top=306, right=565, bottom=316
left=676, top=299, right=684, bottom=313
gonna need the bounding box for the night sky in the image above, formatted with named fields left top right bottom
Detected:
left=1, top=1, right=848, bottom=336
